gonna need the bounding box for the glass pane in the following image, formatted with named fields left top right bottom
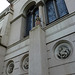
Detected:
left=33, top=8, right=39, bottom=27
left=26, top=13, right=32, bottom=36
left=56, top=0, right=68, bottom=17
left=46, top=0, right=56, bottom=23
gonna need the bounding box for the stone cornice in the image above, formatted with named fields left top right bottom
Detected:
left=0, top=36, right=7, bottom=48
left=0, top=7, right=9, bottom=19
left=0, top=10, right=13, bottom=19
left=7, top=36, right=29, bottom=49
left=0, top=13, right=5, bottom=19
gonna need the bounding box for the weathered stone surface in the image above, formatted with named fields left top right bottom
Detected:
left=0, top=0, right=75, bottom=75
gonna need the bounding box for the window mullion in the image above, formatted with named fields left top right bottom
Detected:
left=31, top=13, right=34, bottom=28
left=53, top=0, right=59, bottom=19
left=45, top=3, right=49, bottom=24
left=31, top=7, right=35, bottom=28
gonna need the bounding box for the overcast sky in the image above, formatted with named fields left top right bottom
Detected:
left=0, top=0, right=10, bottom=13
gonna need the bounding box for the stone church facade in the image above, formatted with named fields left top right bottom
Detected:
left=0, top=0, right=75, bottom=75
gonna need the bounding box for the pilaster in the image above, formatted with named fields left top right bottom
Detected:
left=0, top=46, right=6, bottom=75
left=29, top=25, right=48, bottom=75
left=37, top=1, right=45, bottom=27
left=1, top=5, right=13, bottom=46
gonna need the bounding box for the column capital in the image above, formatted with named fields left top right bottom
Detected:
left=36, top=1, right=44, bottom=6
left=5, top=4, right=14, bottom=15
left=7, top=0, right=14, bottom=3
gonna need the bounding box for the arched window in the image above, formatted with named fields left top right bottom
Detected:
left=26, top=5, right=39, bottom=36
left=46, top=0, right=68, bottom=24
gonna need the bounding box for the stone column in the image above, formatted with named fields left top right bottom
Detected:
left=29, top=25, right=48, bottom=75
left=0, top=4, right=13, bottom=74
left=38, top=2, right=45, bottom=27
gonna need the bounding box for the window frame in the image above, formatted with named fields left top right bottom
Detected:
left=45, top=0, right=69, bottom=24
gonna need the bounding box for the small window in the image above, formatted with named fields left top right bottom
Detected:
left=26, top=5, right=39, bottom=36
left=46, top=0, right=68, bottom=24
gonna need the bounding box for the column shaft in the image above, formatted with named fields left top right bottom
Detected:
left=39, top=5, right=44, bottom=27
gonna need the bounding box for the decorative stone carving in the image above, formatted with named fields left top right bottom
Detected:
left=35, top=14, right=41, bottom=26
left=55, top=42, right=72, bottom=59
left=7, top=61, right=14, bottom=74
left=22, top=55, right=29, bottom=70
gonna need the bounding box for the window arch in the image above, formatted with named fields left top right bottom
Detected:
left=46, top=0, right=68, bottom=24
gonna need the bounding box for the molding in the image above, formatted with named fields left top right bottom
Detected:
left=0, top=13, right=5, bottom=19
left=44, top=11, right=75, bottom=30
left=30, top=25, right=44, bottom=32
left=48, top=60, right=75, bottom=69
left=0, top=43, right=7, bottom=48
left=0, top=7, right=13, bottom=19
left=5, top=8, right=14, bottom=16
left=46, top=22, right=75, bottom=38
left=0, top=7, right=9, bottom=19
left=19, top=73, right=28, bottom=75
left=5, top=46, right=29, bottom=61
left=4, top=51, right=29, bottom=62
left=10, top=14, right=26, bottom=24
left=5, top=11, right=13, bottom=16
left=7, top=36, right=29, bottom=49
left=6, top=44, right=29, bottom=55
left=46, top=32, right=75, bottom=45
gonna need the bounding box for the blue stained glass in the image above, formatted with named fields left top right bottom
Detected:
left=46, top=0, right=56, bottom=23
left=26, top=13, right=32, bottom=36
left=56, top=0, right=68, bottom=17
